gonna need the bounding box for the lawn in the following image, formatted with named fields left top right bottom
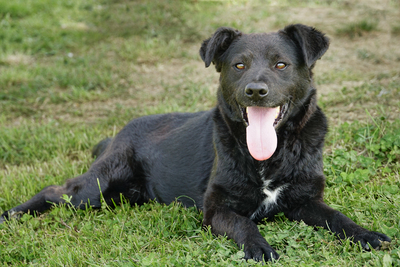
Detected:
left=0, top=0, right=399, bottom=265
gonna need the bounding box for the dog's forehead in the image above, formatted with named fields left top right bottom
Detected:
left=230, top=32, right=297, bottom=58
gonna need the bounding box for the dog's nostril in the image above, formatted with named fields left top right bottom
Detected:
left=259, top=89, right=268, bottom=96
left=245, top=88, right=254, bottom=96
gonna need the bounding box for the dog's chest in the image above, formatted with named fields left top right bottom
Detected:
left=250, top=176, right=287, bottom=220
left=261, top=182, right=283, bottom=205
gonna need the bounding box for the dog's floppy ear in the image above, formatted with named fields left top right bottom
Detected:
left=200, top=27, right=242, bottom=72
left=282, top=24, right=329, bottom=68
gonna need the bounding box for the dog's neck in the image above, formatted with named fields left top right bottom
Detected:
left=300, top=89, right=318, bottom=129
left=286, top=88, right=319, bottom=135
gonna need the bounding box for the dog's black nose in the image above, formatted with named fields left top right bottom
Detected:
left=245, top=82, right=269, bottom=100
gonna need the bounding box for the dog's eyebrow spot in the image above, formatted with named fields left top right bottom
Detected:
left=229, top=49, right=254, bottom=63
left=267, top=53, right=290, bottom=64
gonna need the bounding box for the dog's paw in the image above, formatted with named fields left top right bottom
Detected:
left=353, top=231, right=391, bottom=250
left=243, top=243, right=279, bottom=262
left=0, top=209, right=22, bottom=224
left=0, top=211, right=10, bottom=224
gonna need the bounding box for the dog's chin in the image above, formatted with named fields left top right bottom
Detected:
left=239, top=102, right=290, bottom=129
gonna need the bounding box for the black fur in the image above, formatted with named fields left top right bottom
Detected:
left=1, top=24, right=390, bottom=262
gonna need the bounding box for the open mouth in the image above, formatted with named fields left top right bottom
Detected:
left=241, top=102, right=289, bottom=128
left=240, top=102, right=289, bottom=161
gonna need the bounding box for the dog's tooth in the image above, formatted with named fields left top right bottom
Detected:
left=275, top=106, right=280, bottom=119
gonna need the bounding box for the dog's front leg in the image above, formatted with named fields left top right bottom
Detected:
left=285, top=199, right=391, bottom=250
left=203, top=187, right=280, bottom=262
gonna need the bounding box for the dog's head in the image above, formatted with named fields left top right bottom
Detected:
left=200, top=24, right=329, bottom=161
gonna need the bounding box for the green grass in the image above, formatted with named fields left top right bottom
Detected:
left=1, top=0, right=400, bottom=266
left=392, top=24, right=400, bottom=35
left=336, top=19, right=379, bottom=38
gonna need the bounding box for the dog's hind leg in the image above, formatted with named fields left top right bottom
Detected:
left=92, top=137, right=112, bottom=159
left=0, top=173, right=102, bottom=222
left=0, top=149, right=144, bottom=223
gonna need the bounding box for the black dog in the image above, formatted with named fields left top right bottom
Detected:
left=1, top=24, right=390, bottom=262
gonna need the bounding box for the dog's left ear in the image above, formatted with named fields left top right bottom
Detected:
left=200, top=27, right=242, bottom=72
left=282, top=24, right=329, bottom=68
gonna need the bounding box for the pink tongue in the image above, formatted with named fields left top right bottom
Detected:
left=246, top=107, right=278, bottom=161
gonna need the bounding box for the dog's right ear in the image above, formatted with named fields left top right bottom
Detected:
left=200, top=27, right=242, bottom=72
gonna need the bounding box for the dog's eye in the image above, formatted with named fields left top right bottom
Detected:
left=275, top=62, right=287, bottom=70
left=234, top=63, right=245, bottom=70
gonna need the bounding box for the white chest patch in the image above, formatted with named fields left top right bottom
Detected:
left=262, top=186, right=282, bottom=205
left=250, top=180, right=286, bottom=220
